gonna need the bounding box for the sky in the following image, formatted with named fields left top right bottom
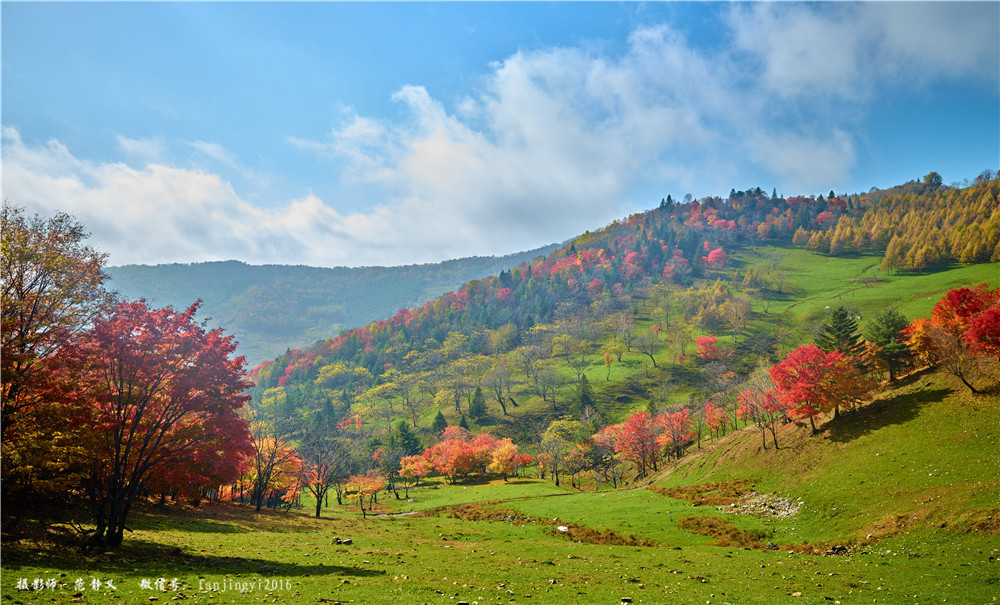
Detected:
left=2, top=2, right=998, bottom=268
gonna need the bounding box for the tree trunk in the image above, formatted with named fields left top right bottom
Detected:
left=958, top=374, right=981, bottom=394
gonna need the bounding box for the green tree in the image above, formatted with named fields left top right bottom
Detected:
left=865, top=308, right=912, bottom=381
left=468, top=386, right=487, bottom=420
left=816, top=306, right=864, bottom=358
left=431, top=410, right=448, bottom=434
left=394, top=420, right=423, bottom=457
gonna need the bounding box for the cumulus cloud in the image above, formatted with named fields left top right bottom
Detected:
left=2, top=127, right=517, bottom=267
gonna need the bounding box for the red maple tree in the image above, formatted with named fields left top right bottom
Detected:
left=768, top=344, right=872, bottom=432
left=75, top=300, right=253, bottom=547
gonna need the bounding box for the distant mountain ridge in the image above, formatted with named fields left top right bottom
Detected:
left=106, top=245, right=560, bottom=366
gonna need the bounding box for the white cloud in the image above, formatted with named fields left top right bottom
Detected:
left=189, top=140, right=270, bottom=188
left=727, top=3, right=999, bottom=100
left=752, top=129, right=855, bottom=193
left=2, top=127, right=531, bottom=267
left=3, top=4, right=995, bottom=267
left=301, top=17, right=868, bottom=225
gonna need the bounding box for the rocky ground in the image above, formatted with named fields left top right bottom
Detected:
left=718, top=492, right=801, bottom=518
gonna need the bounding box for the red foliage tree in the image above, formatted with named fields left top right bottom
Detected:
left=612, top=412, right=662, bottom=478
left=696, top=335, right=720, bottom=360
left=659, top=409, right=695, bottom=460
left=921, top=284, right=1000, bottom=392
left=768, top=344, right=872, bottom=432
left=703, top=401, right=727, bottom=438
left=398, top=455, right=431, bottom=498
left=587, top=278, right=604, bottom=298
left=965, top=305, right=1000, bottom=358
left=75, top=300, right=253, bottom=547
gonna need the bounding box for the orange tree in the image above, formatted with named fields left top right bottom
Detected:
left=1, top=206, right=111, bottom=518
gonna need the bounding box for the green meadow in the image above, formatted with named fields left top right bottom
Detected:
left=6, top=366, right=998, bottom=604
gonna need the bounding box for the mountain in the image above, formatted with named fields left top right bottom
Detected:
left=106, top=244, right=560, bottom=366
left=248, top=176, right=998, bottom=439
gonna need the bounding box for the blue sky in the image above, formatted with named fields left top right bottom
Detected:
left=3, top=2, right=997, bottom=268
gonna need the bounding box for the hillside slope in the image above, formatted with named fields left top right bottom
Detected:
left=249, top=178, right=998, bottom=444
left=656, top=368, right=999, bottom=546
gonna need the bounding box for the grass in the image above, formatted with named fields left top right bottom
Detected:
left=739, top=247, right=999, bottom=343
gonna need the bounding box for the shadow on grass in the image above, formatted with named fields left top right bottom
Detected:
left=2, top=536, right=386, bottom=578
left=825, top=382, right=951, bottom=443
left=134, top=517, right=250, bottom=534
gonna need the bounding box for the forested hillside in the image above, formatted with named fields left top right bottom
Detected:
left=251, top=175, right=999, bottom=425
left=106, top=246, right=559, bottom=366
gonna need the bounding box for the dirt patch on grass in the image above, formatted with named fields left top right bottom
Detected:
left=548, top=524, right=656, bottom=547
left=443, top=503, right=658, bottom=547
left=862, top=508, right=935, bottom=540
left=651, top=480, right=752, bottom=506
left=935, top=507, right=1000, bottom=536
left=677, top=515, right=768, bottom=548
left=444, top=503, right=534, bottom=523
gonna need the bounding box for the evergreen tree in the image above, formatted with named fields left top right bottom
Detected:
left=576, top=374, right=596, bottom=418
left=394, top=421, right=422, bottom=456
left=469, top=386, right=487, bottom=420
left=458, top=414, right=470, bottom=430
left=816, top=306, right=865, bottom=358
left=431, top=410, right=447, bottom=434
left=864, top=308, right=913, bottom=381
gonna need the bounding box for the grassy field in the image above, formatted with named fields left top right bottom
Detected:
left=741, top=248, right=999, bottom=343
left=6, top=368, right=998, bottom=604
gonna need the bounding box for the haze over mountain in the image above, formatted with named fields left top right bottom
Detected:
left=106, top=244, right=559, bottom=366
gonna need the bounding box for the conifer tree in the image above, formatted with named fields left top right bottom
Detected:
left=431, top=410, right=448, bottom=435
left=394, top=421, right=422, bottom=457
left=469, top=386, right=487, bottom=420
left=576, top=373, right=595, bottom=418
left=816, top=306, right=865, bottom=358
left=458, top=414, right=470, bottom=430
left=864, top=308, right=912, bottom=381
